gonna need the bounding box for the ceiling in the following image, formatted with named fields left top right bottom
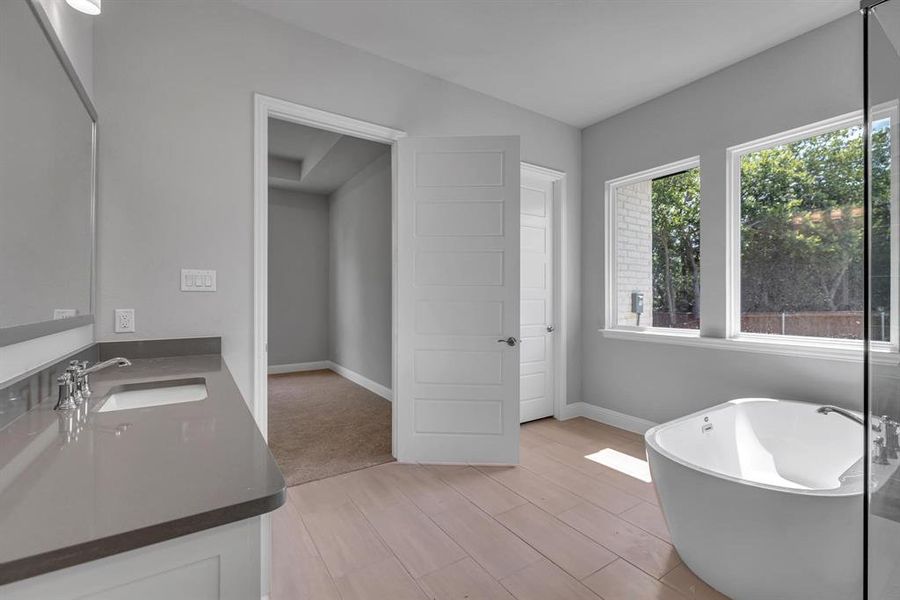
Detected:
left=874, top=2, right=900, bottom=56
left=237, top=0, right=857, bottom=128
left=268, top=119, right=390, bottom=195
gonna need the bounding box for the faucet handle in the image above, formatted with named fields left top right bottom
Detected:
left=77, top=365, right=92, bottom=398
left=874, top=436, right=891, bottom=465
left=54, top=372, right=76, bottom=411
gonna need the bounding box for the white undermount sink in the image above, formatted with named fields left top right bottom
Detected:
left=98, top=378, right=208, bottom=412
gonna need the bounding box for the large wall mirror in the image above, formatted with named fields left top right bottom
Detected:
left=0, top=0, right=96, bottom=346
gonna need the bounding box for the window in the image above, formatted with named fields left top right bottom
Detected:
left=603, top=109, right=897, bottom=358
left=608, top=159, right=700, bottom=331
left=733, top=111, right=894, bottom=342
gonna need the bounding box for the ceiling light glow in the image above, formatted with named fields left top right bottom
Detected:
left=66, top=0, right=101, bottom=16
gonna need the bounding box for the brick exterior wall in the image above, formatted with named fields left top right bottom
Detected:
left=615, top=181, right=653, bottom=326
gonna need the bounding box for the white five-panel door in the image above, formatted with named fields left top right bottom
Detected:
left=396, top=136, right=521, bottom=464
left=519, top=170, right=554, bottom=423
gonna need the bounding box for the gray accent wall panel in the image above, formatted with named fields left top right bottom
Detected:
left=329, top=153, right=392, bottom=388
left=267, top=190, right=331, bottom=366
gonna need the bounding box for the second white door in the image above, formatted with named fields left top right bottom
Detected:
left=520, top=169, right=554, bottom=423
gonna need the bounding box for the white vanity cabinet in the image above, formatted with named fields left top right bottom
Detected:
left=0, top=517, right=261, bottom=600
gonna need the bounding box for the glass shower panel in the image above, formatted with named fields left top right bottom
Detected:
left=868, top=2, right=900, bottom=597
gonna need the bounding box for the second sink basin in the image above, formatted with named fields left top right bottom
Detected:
left=98, top=378, right=208, bottom=413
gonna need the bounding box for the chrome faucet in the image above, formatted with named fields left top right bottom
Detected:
left=817, top=406, right=900, bottom=465
left=54, top=357, right=131, bottom=410
left=817, top=405, right=865, bottom=427
left=76, top=357, right=132, bottom=398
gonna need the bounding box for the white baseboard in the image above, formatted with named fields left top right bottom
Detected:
left=268, top=360, right=392, bottom=402
left=328, top=362, right=393, bottom=402
left=558, top=401, right=657, bottom=435
left=268, top=361, right=330, bottom=374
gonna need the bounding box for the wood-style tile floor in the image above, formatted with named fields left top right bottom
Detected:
left=272, top=417, right=730, bottom=600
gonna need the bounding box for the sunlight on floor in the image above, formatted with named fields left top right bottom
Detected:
left=584, top=448, right=653, bottom=482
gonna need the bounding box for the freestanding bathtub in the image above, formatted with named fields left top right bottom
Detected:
left=645, top=398, right=863, bottom=600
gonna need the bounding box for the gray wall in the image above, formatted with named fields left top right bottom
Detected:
left=329, top=153, right=392, bottom=388
left=267, top=189, right=330, bottom=366
left=581, top=14, right=866, bottom=423
left=93, top=0, right=581, bottom=404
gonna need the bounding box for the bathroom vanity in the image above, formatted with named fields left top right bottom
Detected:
left=0, top=4, right=285, bottom=596
left=0, top=349, right=285, bottom=599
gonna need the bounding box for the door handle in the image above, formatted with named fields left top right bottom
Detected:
left=497, top=337, right=518, bottom=347
left=546, top=325, right=555, bottom=333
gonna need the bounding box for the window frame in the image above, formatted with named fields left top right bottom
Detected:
left=726, top=108, right=898, bottom=353
left=600, top=104, right=900, bottom=365
left=604, top=155, right=701, bottom=335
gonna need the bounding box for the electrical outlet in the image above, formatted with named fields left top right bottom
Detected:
left=115, top=309, right=135, bottom=333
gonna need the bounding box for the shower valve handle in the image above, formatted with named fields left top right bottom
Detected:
left=874, top=436, right=891, bottom=466
left=882, top=416, right=900, bottom=458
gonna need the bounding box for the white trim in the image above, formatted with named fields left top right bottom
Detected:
left=257, top=96, right=406, bottom=144
left=521, top=162, right=568, bottom=422
left=872, top=101, right=900, bottom=349
left=259, top=514, right=271, bottom=600
left=727, top=110, right=862, bottom=159
left=327, top=362, right=393, bottom=402
left=603, top=156, right=700, bottom=332
left=0, top=324, right=94, bottom=386
left=521, top=162, right=565, bottom=181
left=559, top=401, right=658, bottom=435
left=265, top=360, right=393, bottom=401
left=267, top=361, right=330, bottom=374
left=599, top=327, right=899, bottom=365
left=253, top=93, right=406, bottom=443
left=725, top=110, right=868, bottom=340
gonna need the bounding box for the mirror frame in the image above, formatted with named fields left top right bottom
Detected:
left=0, top=0, right=98, bottom=347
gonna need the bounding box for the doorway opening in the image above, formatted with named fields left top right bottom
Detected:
left=254, top=95, right=570, bottom=466
left=266, top=117, right=393, bottom=485
left=253, top=95, right=406, bottom=486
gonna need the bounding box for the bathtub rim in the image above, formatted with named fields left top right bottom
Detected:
left=644, top=398, right=864, bottom=497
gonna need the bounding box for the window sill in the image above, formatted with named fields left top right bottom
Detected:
left=599, top=328, right=899, bottom=365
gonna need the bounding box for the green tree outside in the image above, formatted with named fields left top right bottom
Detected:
left=649, top=120, right=891, bottom=339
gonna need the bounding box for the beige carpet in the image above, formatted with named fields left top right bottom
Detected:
left=267, top=369, right=393, bottom=487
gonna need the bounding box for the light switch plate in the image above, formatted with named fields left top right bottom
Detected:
left=181, top=269, right=217, bottom=292
left=115, top=309, right=135, bottom=333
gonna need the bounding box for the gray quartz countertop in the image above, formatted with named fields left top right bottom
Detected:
left=0, top=354, right=285, bottom=585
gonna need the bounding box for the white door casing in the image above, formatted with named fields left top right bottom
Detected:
left=396, top=136, right=521, bottom=464
left=520, top=170, right=554, bottom=423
